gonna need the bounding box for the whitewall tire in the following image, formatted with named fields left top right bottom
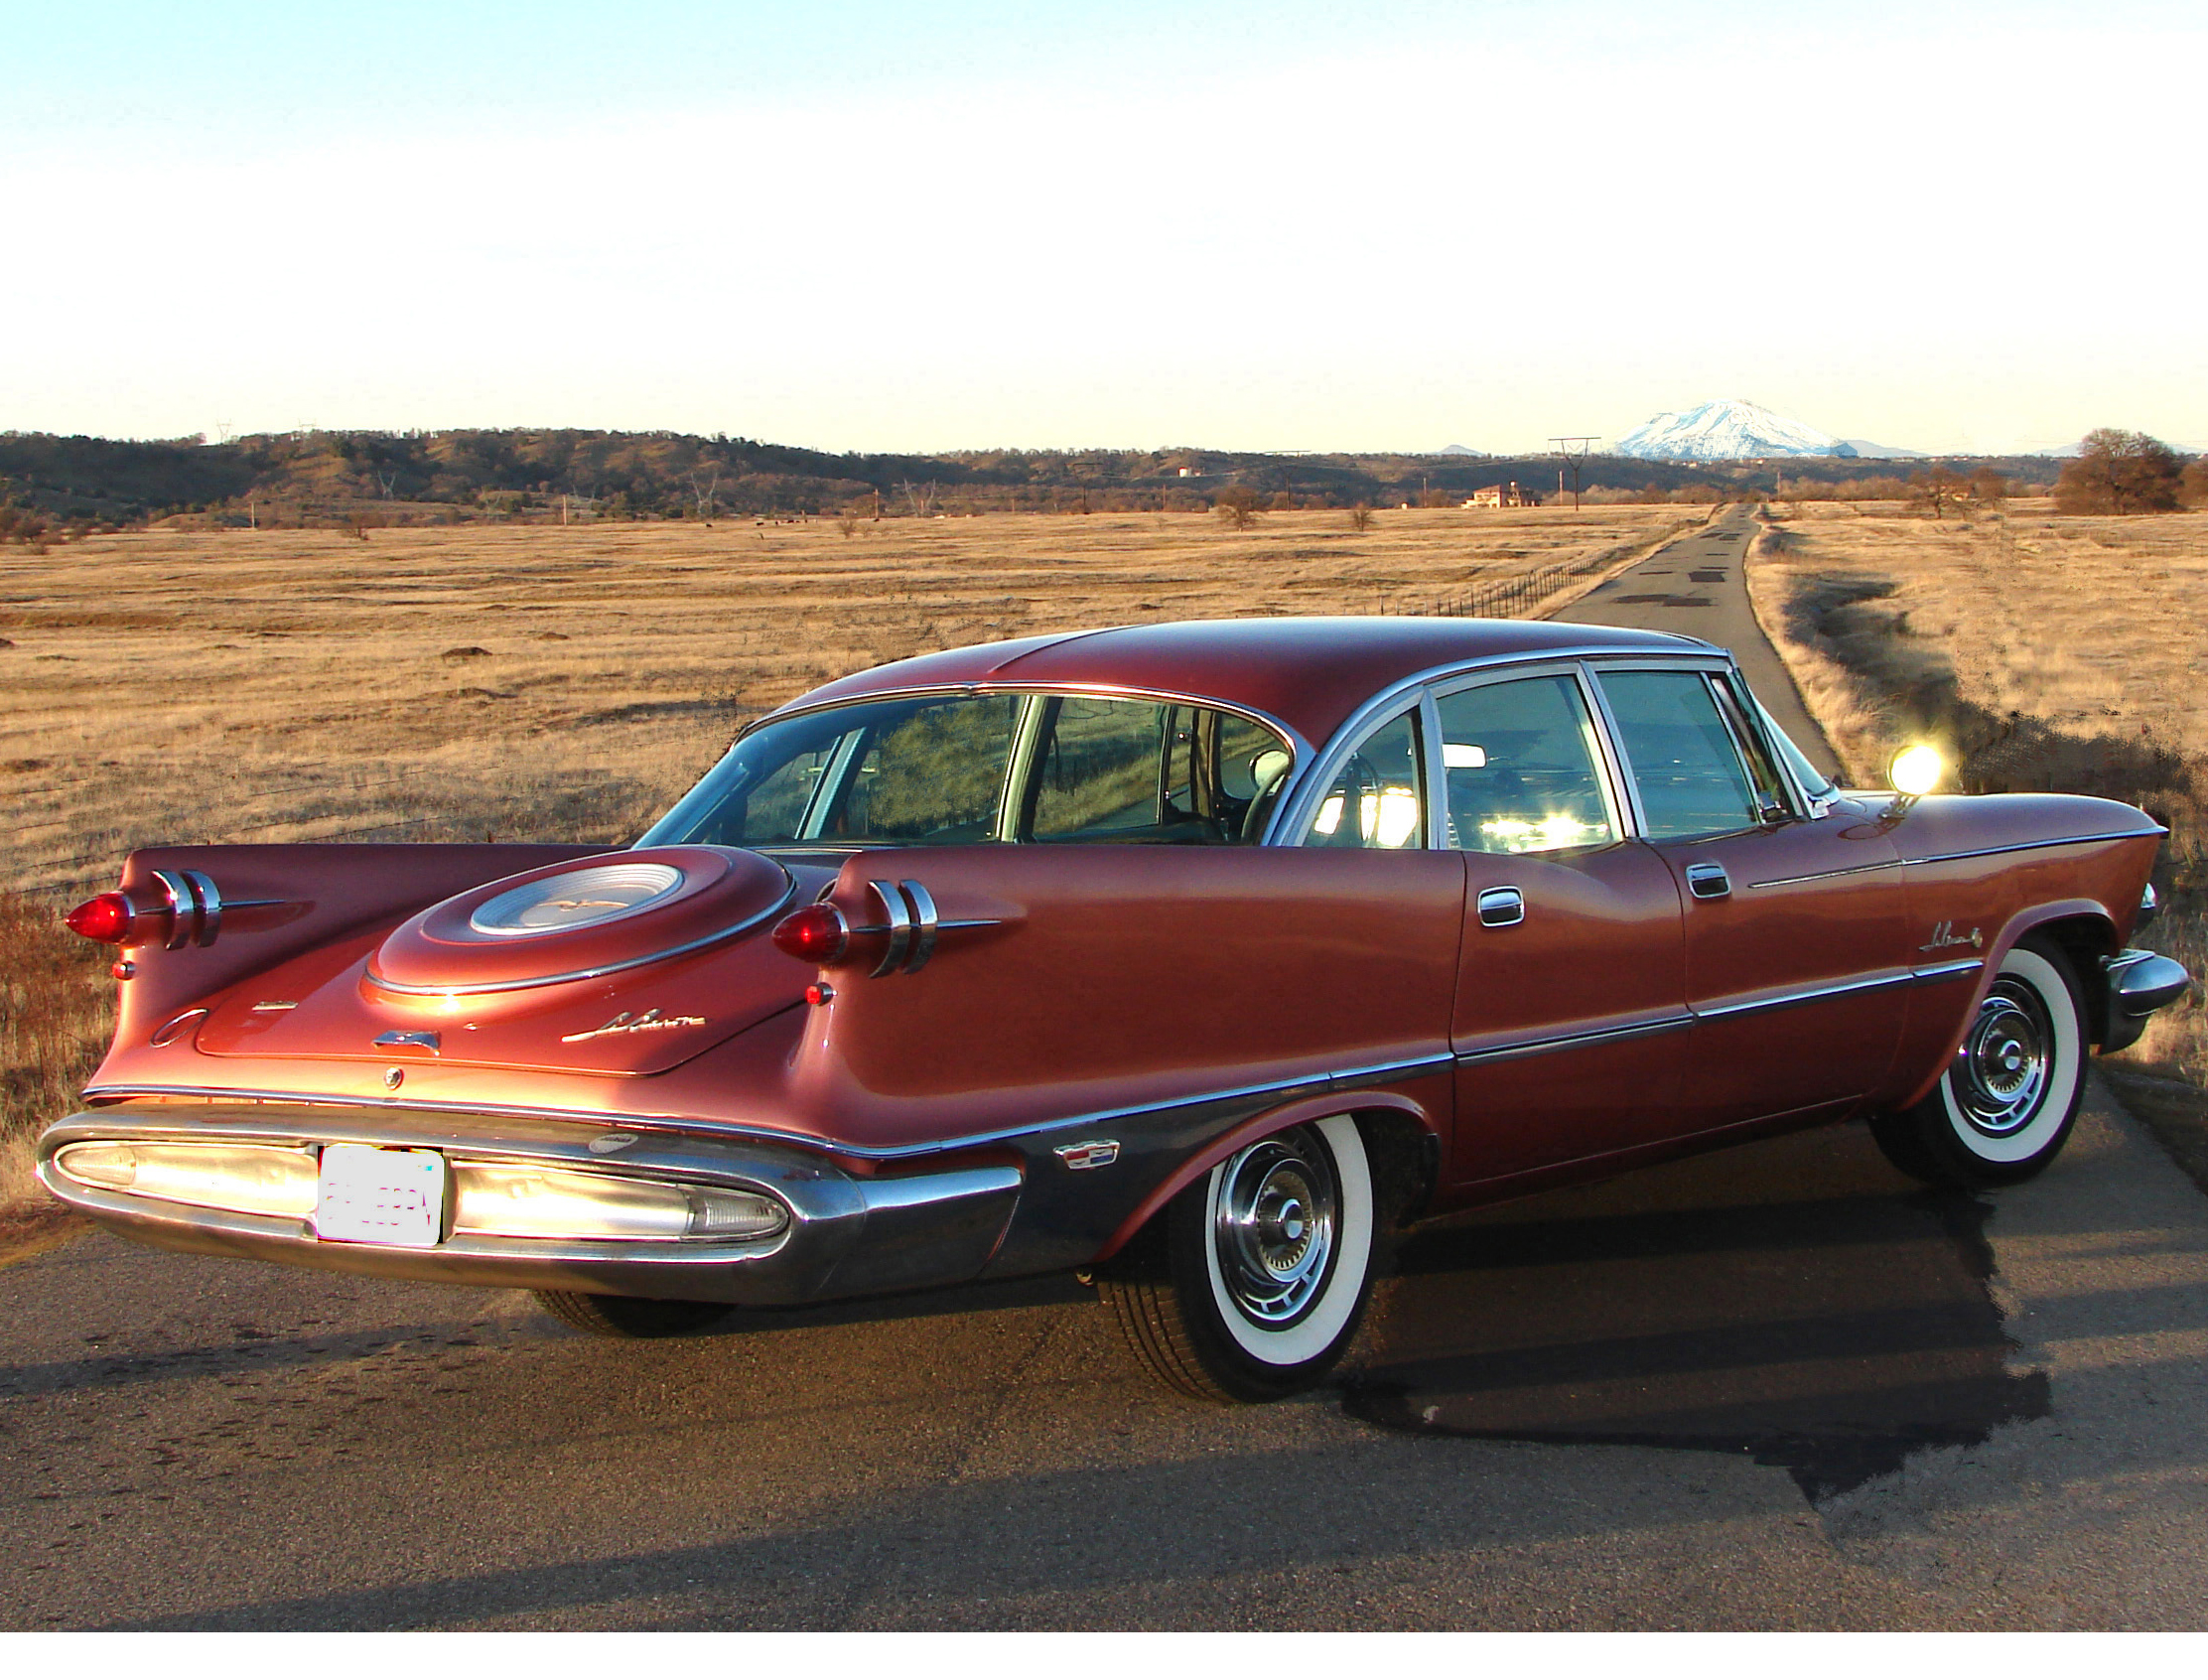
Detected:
left=1870, top=938, right=2088, bottom=1189
left=1101, top=1116, right=1379, bottom=1402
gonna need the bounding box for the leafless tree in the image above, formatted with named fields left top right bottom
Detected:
left=1908, top=467, right=1971, bottom=519
left=1348, top=502, right=1374, bottom=531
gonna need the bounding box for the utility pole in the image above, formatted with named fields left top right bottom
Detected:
left=1549, top=436, right=1596, bottom=510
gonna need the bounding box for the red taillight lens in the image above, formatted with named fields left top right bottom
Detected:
left=64, top=892, right=135, bottom=944
left=771, top=904, right=849, bottom=964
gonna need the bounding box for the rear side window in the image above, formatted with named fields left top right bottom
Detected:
left=1305, top=708, right=1426, bottom=849
left=1436, top=675, right=1618, bottom=854
left=1024, top=698, right=1287, bottom=845
left=644, top=691, right=1293, bottom=849
left=1597, top=670, right=1761, bottom=839
left=834, top=696, right=1023, bottom=843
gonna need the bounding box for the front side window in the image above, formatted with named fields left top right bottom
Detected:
left=1305, top=708, right=1426, bottom=849
left=1436, top=675, right=1618, bottom=854
left=1597, top=669, right=1761, bottom=839
left=640, top=692, right=1291, bottom=849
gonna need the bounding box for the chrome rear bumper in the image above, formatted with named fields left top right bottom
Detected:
left=2099, top=948, right=2193, bottom=1054
left=37, top=1102, right=1022, bottom=1307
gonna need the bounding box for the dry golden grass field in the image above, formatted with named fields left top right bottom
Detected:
left=0, top=504, right=1692, bottom=1210
left=1748, top=499, right=2208, bottom=1181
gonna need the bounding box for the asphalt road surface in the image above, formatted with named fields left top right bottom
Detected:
left=6, top=516, right=2205, bottom=1628
left=1558, top=505, right=1845, bottom=782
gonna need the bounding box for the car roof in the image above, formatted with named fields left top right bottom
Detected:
left=773, top=616, right=1713, bottom=748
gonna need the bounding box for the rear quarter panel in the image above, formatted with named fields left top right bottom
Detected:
left=787, top=845, right=1468, bottom=1155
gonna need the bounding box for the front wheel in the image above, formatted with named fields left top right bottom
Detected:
left=1868, top=937, right=2088, bottom=1190
left=1100, top=1116, right=1377, bottom=1402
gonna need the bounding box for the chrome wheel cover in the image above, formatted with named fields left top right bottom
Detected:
left=1211, top=1128, right=1338, bottom=1327
left=1950, top=978, right=2053, bottom=1137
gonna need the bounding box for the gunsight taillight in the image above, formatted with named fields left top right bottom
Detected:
left=64, top=892, right=135, bottom=944
left=771, top=903, right=850, bottom=964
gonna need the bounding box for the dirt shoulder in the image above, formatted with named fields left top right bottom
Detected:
left=1743, top=497, right=2208, bottom=1188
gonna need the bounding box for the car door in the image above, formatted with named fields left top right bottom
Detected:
left=1423, top=666, right=1690, bottom=1184
left=1590, top=661, right=1910, bottom=1131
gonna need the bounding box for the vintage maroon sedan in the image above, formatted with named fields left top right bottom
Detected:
left=42, top=618, right=2189, bottom=1401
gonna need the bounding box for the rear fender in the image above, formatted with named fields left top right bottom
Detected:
left=88, top=844, right=615, bottom=1075
left=1089, top=1089, right=1438, bottom=1264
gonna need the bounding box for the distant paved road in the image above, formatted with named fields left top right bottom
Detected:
left=1558, top=506, right=1845, bottom=782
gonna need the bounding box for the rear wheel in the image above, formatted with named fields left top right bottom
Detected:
left=1868, top=938, right=2088, bottom=1190
left=532, top=1290, right=733, bottom=1338
left=1100, top=1116, right=1377, bottom=1402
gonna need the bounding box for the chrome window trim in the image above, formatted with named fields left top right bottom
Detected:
left=1735, top=683, right=1832, bottom=817
left=794, top=726, right=872, bottom=841
left=1413, top=660, right=1633, bottom=852
left=1283, top=697, right=1431, bottom=850
left=1704, top=671, right=1796, bottom=824
left=1265, top=642, right=1713, bottom=846
left=1584, top=658, right=1776, bottom=845
left=743, top=681, right=1311, bottom=768
left=694, top=682, right=1309, bottom=852
left=1418, top=687, right=1447, bottom=849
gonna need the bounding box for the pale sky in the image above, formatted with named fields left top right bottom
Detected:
left=5, top=1, right=2202, bottom=455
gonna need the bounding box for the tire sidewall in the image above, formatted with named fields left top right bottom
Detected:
left=1172, top=1115, right=1376, bottom=1396
left=1931, top=940, right=2086, bottom=1179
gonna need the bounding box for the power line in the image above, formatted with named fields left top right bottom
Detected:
left=1549, top=436, right=1596, bottom=511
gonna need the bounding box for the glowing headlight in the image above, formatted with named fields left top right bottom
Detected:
left=54, top=1142, right=319, bottom=1218
left=1888, top=744, right=1945, bottom=798
left=450, top=1164, right=788, bottom=1244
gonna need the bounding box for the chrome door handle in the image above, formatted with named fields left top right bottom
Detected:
left=1686, top=862, right=1731, bottom=901
left=1477, top=886, right=1525, bottom=927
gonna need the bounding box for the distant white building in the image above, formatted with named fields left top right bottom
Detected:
left=1465, top=482, right=1539, bottom=508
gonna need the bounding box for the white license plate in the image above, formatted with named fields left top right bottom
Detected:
left=317, top=1144, right=447, bottom=1248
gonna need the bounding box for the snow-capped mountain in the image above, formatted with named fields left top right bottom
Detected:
left=1614, top=399, right=1857, bottom=461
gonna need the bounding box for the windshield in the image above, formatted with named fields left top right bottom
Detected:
left=639, top=692, right=1296, bottom=849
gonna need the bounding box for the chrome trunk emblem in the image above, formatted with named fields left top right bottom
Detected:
left=559, top=1007, right=707, bottom=1044
left=373, top=1030, right=441, bottom=1053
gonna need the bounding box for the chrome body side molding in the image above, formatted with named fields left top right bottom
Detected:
left=1906, top=830, right=2166, bottom=868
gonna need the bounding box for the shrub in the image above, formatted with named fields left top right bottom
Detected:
left=2055, top=429, right=2183, bottom=514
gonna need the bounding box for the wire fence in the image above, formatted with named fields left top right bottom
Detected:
left=1373, top=532, right=1652, bottom=621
